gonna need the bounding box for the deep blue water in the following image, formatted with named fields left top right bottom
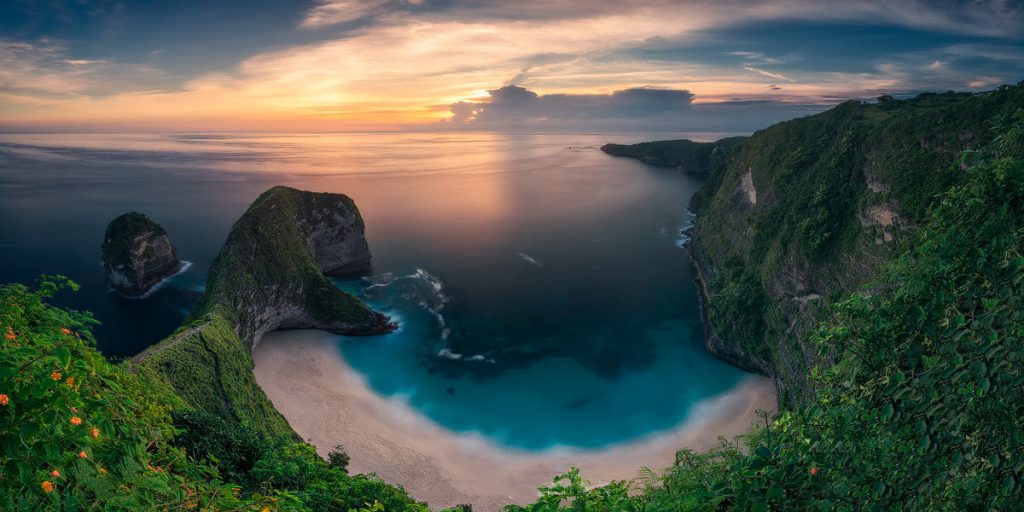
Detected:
left=0, top=131, right=752, bottom=449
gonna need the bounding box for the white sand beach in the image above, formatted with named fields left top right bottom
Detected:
left=253, top=330, right=777, bottom=511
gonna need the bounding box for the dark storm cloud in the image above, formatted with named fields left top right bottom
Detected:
left=449, top=85, right=695, bottom=124
left=444, top=85, right=827, bottom=131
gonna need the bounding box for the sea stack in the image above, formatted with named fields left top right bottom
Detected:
left=102, top=212, right=183, bottom=297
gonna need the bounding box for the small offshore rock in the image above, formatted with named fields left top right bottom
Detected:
left=102, top=212, right=183, bottom=297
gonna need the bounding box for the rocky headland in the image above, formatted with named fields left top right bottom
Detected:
left=101, top=212, right=184, bottom=297
left=601, top=136, right=746, bottom=174
left=132, top=186, right=393, bottom=437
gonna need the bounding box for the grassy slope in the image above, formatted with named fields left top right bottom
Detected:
left=689, top=85, right=1024, bottom=405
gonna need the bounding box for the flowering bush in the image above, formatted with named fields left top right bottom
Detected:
left=0, top=277, right=278, bottom=510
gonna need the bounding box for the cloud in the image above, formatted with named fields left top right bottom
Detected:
left=446, top=85, right=831, bottom=131
left=1, top=0, right=1022, bottom=131
left=743, top=66, right=796, bottom=82
left=447, top=85, right=695, bottom=125
left=301, top=0, right=391, bottom=28
left=0, top=40, right=168, bottom=104
left=299, top=0, right=1024, bottom=38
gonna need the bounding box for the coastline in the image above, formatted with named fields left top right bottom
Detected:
left=253, top=330, right=777, bottom=511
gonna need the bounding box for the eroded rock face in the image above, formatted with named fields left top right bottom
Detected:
left=195, top=186, right=393, bottom=349
left=102, top=212, right=183, bottom=297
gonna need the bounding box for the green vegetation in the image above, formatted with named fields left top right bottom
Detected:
left=601, top=137, right=746, bottom=173
left=0, top=278, right=279, bottom=510
left=512, top=96, right=1024, bottom=511
left=101, top=212, right=169, bottom=269
left=691, top=84, right=1024, bottom=404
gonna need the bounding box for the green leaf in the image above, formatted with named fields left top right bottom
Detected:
left=54, top=347, right=71, bottom=368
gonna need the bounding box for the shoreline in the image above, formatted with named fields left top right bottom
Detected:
left=253, top=330, right=777, bottom=511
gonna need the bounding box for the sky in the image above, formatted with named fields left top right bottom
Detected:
left=0, top=0, right=1022, bottom=132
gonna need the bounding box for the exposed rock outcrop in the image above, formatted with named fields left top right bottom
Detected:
left=132, top=186, right=392, bottom=436
left=102, top=212, right=183, bottom=297
left=196, top=186, right=392, bottom=348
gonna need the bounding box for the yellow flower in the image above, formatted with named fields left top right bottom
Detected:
left=51, top=371, right=62, bottom=381
left=65, top=377, right=75, bottom=387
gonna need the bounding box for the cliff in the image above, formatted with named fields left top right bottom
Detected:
left=686, top=85, right=1024, bottom=405
left=132, top=186, right=392, bottom=437
left=601, top=136, right=746, bottom=173
left=101, top=212, right=183, bottom=296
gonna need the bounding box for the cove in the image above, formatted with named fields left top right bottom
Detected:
left=0, top=131, right=759, bottom=451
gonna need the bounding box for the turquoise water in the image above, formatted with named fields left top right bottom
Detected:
left=0, top=131, right=751, bottom=449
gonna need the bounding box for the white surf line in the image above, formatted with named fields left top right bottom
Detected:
left=109, top=260, right=194, bottom=299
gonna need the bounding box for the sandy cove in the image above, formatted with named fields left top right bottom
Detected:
left=253, top=330, right=777, bottom=512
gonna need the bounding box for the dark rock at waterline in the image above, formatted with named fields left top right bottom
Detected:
left=102, top=212, right=183, bottom=297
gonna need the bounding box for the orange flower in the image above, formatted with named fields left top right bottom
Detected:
left=4, top=328, right=15, bottom=340
left=70, top=416, right=82, bottom=426
left=41, top=480, right=53, bottom=493
left=65, top=377, right=75, bottom=387
left=78, top=451, right=87, bottom=459
left=90, top=427, right=100, bottom=439
left=50, top=470, right=60, bottom=478
left=0, top=394, right=8, bottom=406
left=51, top=371, right=62, bottom=381
left=70, top=406, right=78, bottom=412
left=810, top=466, right=819, bottom=476
left=98, top=466, right=107, bottom=476
left=61, top=328, right=71, bottom=335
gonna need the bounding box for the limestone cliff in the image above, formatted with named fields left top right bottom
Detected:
left=102, top=212, right=183, bottom=297
left=132, top=186, right=391, bottom=437
left=684, top=86, right=1024, bottom=406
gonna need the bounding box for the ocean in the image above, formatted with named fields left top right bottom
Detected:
left=0, top=131, right=753, bottom=449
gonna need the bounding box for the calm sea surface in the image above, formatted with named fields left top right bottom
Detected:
left=0, top=131, right=752, bottom=449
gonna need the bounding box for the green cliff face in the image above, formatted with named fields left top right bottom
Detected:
left=684, top=85, right=1024, bottom=405
left=133, top=186, right=393, bottom=438
left=601, top=136, right=746, bottom=174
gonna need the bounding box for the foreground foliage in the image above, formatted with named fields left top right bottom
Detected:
left=0, top=279, right=426, bottom=510
left=511, top=110, right=1024, bottom=510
